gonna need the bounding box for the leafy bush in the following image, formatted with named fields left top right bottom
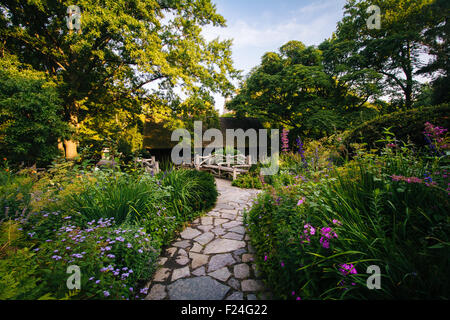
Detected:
left=0, top=164, right=219, bottom=300
left=232, top=173, right=263, bottom=189
left=245, top=147, right=449, bottom=300
left=0, top=169, right=34, bottom=221
left=62, top=170, right=168, bottom=224
left=160, top=169, right=217, bottom=218
left=343, top=104, right=450, bottom=151
left=30, top=220, right=158, bottom=300
left=0, top=55, right=69, bottom=167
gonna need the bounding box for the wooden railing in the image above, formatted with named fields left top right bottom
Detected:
left=191, top=153, right=252, bottom=180
left=136, top=156, right=160, bottom=174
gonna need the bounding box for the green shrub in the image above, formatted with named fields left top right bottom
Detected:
left=30, top=219, right=158, bottom=300
left=0, top=221, right=51, bottom=300
left=62, top=170, right=169, bottom=224
left=232, top=172, right=263, bottom=189
left=343, top=104, right=450, bottom=151
left=0, top=55, right=69, bottom=167
left=0, top=169, right=34, bottom=221
left=245, top=149, right=450, bottom=300
left=160, top=169, right=217, bottom=218
left=1, top=166, right=219, bottom=300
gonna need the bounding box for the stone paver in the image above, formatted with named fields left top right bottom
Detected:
left=145, top=284, right=167, bottom=300
left=181, top=228, right=202, bottom=240
left=209, top=267, right=232, bottom=282
left=146, top=178, right=268, bottom=300
left=204, top=239, right=246, bottom=254
left=168, top=276, right=230, bottom=300
left=208, top=253, right=236, bottom=272
left=234, top=264, right=250, bottom=279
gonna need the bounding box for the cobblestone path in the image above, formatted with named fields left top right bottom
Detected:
left=145, top=178, right=270, bottom=300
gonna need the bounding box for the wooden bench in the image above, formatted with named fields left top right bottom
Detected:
left=193, top=153, right=252, bottom=180
left=136, top=156, right=160, bottom=175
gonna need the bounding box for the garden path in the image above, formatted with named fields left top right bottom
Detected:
left=145, top=178, right=270, bottom=300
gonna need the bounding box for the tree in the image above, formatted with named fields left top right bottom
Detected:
left=332, top=0, right=435, bottom=109
left=417, top=0, right=450, bottom=104
left=0, top=54, right=69, bottom=166
left=228, top=41, right=371, bottom=138
left=0, top=0, right=238, bottom=158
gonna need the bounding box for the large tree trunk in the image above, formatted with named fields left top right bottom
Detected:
left=64, top=140, right=78, bottom=159
left=64, top=112, right=79, bottom=160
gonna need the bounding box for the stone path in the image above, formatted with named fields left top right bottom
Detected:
left=145, top=179, right=270, bottom=300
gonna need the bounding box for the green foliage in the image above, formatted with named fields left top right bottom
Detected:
left=232, top=172, right=263, bottom=189
left=329, top=0, right=436, bottom=109
left=1, top=0, right=239, bottom=157
left=0, top=221, right=50, bottom=300
left=228, top=41, right=346, bottom=138
left=0, top=163, right=218, bottom=300
left=417, top=0, right=450, bottom=105
left=343, top=104, right=450, bottom=150
left=0, top=169, right=35, bottom=220
left=0, top=55, right=69, bottom=166
left=62, top=170, right=168, bottom=224
left=0, top=247, right=45, bottom=300
left=228, top=40, right=380, bottom=139
left=160, top=169, right=218, bottom=218
left=245, top=146, right=449, bottom=300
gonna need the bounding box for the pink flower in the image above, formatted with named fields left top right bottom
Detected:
left=339, top=264, right=358, bottom=276
left=297, top=197, right=306, bottom=206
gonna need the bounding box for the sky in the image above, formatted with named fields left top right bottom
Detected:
left=202, top=0, right=348, bottom=113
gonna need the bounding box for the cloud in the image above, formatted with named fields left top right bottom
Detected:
left=202, top=0, right=347, bottom=112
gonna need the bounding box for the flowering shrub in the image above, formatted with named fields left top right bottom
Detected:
left=245, top=146, right=449, bottom=300
left=424, top=122, right=449, bottom=155
left=0, top=165, right=218, bottom=300
left=29, top=218, right=158, bottom=300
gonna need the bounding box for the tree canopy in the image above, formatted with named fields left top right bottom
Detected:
left=0, top=0, right=238, bottom=158
left=323, top=0, right=440, bottom=109
left=228, top=40, right=378, bottom=138
left=0, top=54, right=69, bottom=166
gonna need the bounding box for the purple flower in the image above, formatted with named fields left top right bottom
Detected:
left=320, top=237, right=330, bottom=249
left=140, top=288, right=149, bottom=295
left=339, top=264, right=358, bottom=276
left=103, top=291, right=110, bottom=297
